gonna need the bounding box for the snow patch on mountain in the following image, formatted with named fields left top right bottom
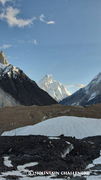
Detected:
left=2, top=116, right=101, bottom=139
left=87, top=92, right=98, bottom=102
left=84, top=73, right=101, bottom=94
left=0, top=63, right=20, bottom=79
left=61, top=72, right=101, bottom=106
left=83, top=72, right=101, bottom=101
left=38, top=75, right=71, bottom=102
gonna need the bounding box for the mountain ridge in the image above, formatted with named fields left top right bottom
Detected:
left=60, top=72, right=101, bottom=106
left=0, top=52, right=57, bottom=107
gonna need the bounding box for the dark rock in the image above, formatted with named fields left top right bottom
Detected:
left=0, top=135, right=101, bottom=174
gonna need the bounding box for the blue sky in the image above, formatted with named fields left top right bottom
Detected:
left=0, top=0, right=101, bottom=93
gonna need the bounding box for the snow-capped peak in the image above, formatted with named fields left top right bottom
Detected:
left=0, top=63, right=20, bottom=79
left=38, top=75, right=71, bottom=102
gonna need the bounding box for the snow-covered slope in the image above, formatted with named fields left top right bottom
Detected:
left=0, top=63, right=20, bottom=79
left=38, top=75, right=71, bottom=102
left=2, top=116, right=101, bottom=139
left=0, top=88, right=19, bottom=107
left=61, top=72, right=101, bottom=106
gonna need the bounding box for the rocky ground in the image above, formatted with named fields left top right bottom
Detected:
left=0, top=135, right=101, bottom=179
left=1, top=103, right=101, bottom=135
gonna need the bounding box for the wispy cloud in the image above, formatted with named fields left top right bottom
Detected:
left=6, top=55, right=18, bottom=59
left=39, top=14, right=55, bottom=25
left=66, top=83, right=85, bottom=89
left=28, top=39, right=38, bottom=45
left=0, top=6, right=36, bottom=28
left=33, top=39, right=38, bottom=45
left=39, top=14, right=46, bottom=23
left=0, top=0, right=11, bottom=6
left=0, top=44, right=11, bottom=49
left=18, top=40, right=24, bottom=43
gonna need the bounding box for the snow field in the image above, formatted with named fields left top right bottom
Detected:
left=2, top=116, right=101, bottom=139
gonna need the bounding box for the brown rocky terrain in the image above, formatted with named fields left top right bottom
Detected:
left=0, top=103, right=101, bottom=135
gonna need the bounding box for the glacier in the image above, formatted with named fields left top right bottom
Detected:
left=2, top=116, right=101, bottom=139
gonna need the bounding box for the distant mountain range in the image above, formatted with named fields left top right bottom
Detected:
left=0, top=51, right=57, bottom=107
left=38, top=75, right=71, bottom=102
left=60, top=72, right=101, bottom=106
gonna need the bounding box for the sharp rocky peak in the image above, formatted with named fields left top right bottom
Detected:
left=0, top=51, right=9, bottom=66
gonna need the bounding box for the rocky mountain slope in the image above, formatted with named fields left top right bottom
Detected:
left=60, top=72, right=101, bottom=106
left=0, top=52, right=57, bottom=107
left=38, top=75, right=71, bottom=102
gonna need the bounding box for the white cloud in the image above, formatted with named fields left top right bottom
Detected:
left=33, top=39, right=37, bottom=45
left=66, top=83, right=85, bottom=89
left=28, top=39, right=38, bottom=45
left=39, top=14, right=46, bottom=23
left=0, top=0, right=11, bottom=5
left=0, top=6, right=36, bottom=28
left=0, top=44, right=11, bottom=49
left=39, top=14, right=55, bottom=25
left=47, top=21, right=55, bottom=24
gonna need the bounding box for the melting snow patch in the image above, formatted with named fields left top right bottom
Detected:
left=48, top=136, right=60, bottom=139
left=61, top=143, right=74, bottom=158
left=85, top=175, right=101, bottom=180
left=0, top=161, right=38, bottom=179
left=17, top=162, right=38, bottom=172
left=3, top=156, right=13, bottom=167
left=19, top=176, right=65, bottom=180
left=93, top=156, right=101, bottom=165
left=85, top=163, right=95, bottom=170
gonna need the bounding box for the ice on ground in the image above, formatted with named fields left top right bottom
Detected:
left=85, top=149, right=101, bottom=179
left=1, top=161, right=38, bottom=179
left=85, top=175, right=101, bottom=180
left=85, top=163, right=95, bottom=170
left=19, top=176, right=66, bottom=180
left=2, top=116, right=101, bottom=139
left=93, top=156, right=101, bottom=165
left=48, top=136, right=60, bottom=139
left=17, top=162, right=38, bottom=172
left=61, top=143, right=74, bottom=158
left=3, top=156, right=13, bottom=167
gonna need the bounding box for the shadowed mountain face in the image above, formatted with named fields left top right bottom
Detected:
left=0, top=60, right=57, bottom=106
left=60, top=72, right=101, bottom=106
left=0, top=65, right=57, bottom=106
